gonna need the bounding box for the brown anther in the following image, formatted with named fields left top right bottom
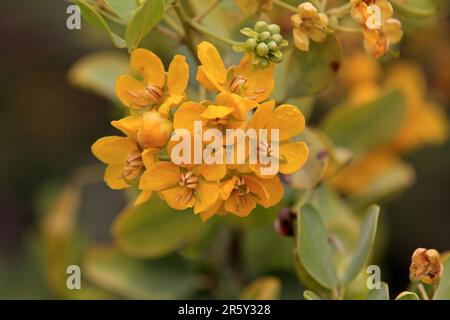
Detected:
left=234, top=177, right=250, bottom=195
left=210, top=117, right=229, bottom=127
left=123, top=150, right=143, bottom=180
left=258, top=140, right=272, bottom=156
left=144, top=85, right=163, bottom=103
left=229, top=75, right=247, bottom=93
left=179, top=171, right=199, bottom=189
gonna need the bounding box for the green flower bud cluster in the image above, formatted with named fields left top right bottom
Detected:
left=233, top=21, right=288, bottom=69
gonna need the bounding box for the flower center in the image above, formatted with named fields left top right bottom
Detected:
left=123, top=150, right=143, bottom=180
left=233, top=177, right=250, bottom=196
left=258, top=140, right=272, bottom=157
left=210, top=116, right=229, bottom=127
left=229, top=75, right=247, bottom=93
left=179, top=171, right=199, bottom=189
left=144, top=85, right=164, bottom=103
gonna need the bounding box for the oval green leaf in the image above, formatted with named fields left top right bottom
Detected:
left=125, top=0, right=165, bottom=51
left=84, top=246, right=197, bottom=299
left=297, top=204, right=338, bottom=290
left=396, top=291, right=420, bottom=300
left=321, top=90, right=405, bottom=156
left=112, top=195, right=203, bottom=258
left=434, top=255, right=450, bottom=299
left=343, top=205, right=380, bottom=285
left=105, top=0, right=139, bottom=23
left=75, top=0, right=126, bottom=48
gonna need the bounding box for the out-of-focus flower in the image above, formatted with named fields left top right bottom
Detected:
left=291, top=2, right=329, bottom=52
left=350, top=0, right=403, bottom=58
left=234, top=21, right=288, bottom=68
left=247, top=100, right=309, bottom=177
left=384, top=63, right=449, bottom=152
left=409, top=248, right=443, bottom=285
left=235, top=0, right=272, bottom=14
left=116, top=49, right=188, bottom=114
left=197, top=41, right=275, bottom=102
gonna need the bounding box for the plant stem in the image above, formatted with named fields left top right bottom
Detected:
left=272, top=0, right=298, bottom=13
left=193, top=0, right=221, bottom=22
left=156, top=25, right=180, bottom=41
left=173, top=0, right=198, bottom=59
left=189, top=20, right=239, bottom=46
left=163, top=14, right=185, bottom=36
left=329, top=19, right=362, bottom=33
left=327, top=2, right=351, bottom=17
left=418, top=283, right=430, bottom=300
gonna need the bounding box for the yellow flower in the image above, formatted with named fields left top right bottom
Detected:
left=291, top=2, right=329, bottom=52
left=137, top=110, right=173, bottom=148
left=116, top=49, right=189, bottom=115
left=174, top=92, right=258, bottom=133
left=351, top=0, right=403, bottom=58
left=247, top=100, right=309, bottom=177
left=409, top=248, right=443, bottom=285
left=200, top=174, right=284, bottom=221
left=196, top=41, right=275, bottom=103
left=139, top=162, right=220, bottom=214
left=384, top=63, right=449, bottom=152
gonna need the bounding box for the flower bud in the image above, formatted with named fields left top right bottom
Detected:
left=254, top=21, right=268, bottom=32
left=274, top=208, right=296, bottom=237
left=245, top=38, right=257, bottom=50
left=268, top=24, right=281, bottom=35
left=272, top=34, right=283, bottom=45
left=256, top=42, right=269, bottom=57
left=138, top=111, right=173, bottom=148
left=409, top=248, right=443, bottom=285
left=259, top=31, right=271, bottom=42
left=267, top=40, right=278, bottom=51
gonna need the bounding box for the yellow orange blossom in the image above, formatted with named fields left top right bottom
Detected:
left=199, top=174, right=284, bottom=221
left=116, top=49, right=189, bottom=115
left=234, top=0, right=272, bottom=14
left=291, top=2, right=329, bottom=52
left=196, top=41, right=275, bottom=103
left=139, top=161, right=220, bottom=214
left=247, top=100, right=309, bottom=177
left=350, top=0, right=403, bottom=58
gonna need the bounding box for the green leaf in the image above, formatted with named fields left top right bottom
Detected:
left=434, top=255, right=450, bottom=299
left=84, top=247, right=197, bottom=299
left=297, top=204, right=338, bottom=290
left=321, top=91, right=405, bottom=156
left=343, top=205, right=380, bottom=285
left=396, top=291, right=420, bottom=300
left=68, top=51, right=131, bottom=101
left=112, top=195, right=203, bottom=258
left=274, top=35, right=341, bottom=100
left=104, top=0, right=139, bottom=23
left=350, top=160, right=415, bottom=209
left=392, top=0, right=436, bottom=18
left=303, top=290, right=322, bottom=300
left=75, top=0, right=126, bottom=48
left=368, top=282, right=389, bottom=300
left=125, top=0, right=165, bottom=51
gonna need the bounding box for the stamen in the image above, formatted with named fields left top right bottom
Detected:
left=179, top=171, right=199, bottom=189
left=229, top=75, right=247, bottom=93
left=123, top=150, right=143, bottom=180
left=143, top=85, right=164, bottom=103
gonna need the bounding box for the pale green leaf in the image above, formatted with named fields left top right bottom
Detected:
left=434, top=256, right=450, bottom=299
left=303, top=290, right=322, bottom=300
left=343, top=205, right=380, bottom=285
left=396, top=291, right=420, bottom=300
left=297, top=204, right=338, bottom=290
left=105, top=0, right=139, bottom=23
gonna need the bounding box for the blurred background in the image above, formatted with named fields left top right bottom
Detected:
left=0, top=0, right=449, bottom=299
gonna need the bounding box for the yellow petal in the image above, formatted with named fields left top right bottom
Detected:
left=220, top=176, right=238, bottom=200
left=234, top=53, right=275, bottom=102
left=215, top=92, right=258, bottom=120
left=385, top=18, right=403, bottom=44
left=201, top=104, right=234, bottom=119
left=115, top=75, right=150, bottom=108
left=173, top=101, right=205, bottom=131
left=267, top=104, right=305, bottom=141
left=92, top=136, right=136, bottom=164
left=161, top=186, right=194, bottom=210
left=194, top=182, right=219, bottom=214
left=196, top=66, right=223, bottom=91
left=141, top=148, right=159, bottom=169
left=259, top=176, right=284, bottom=207
left=198, top=163, right=227, bottom=181
left=104, top=163, right=129, bottom=190
left=168, top=55, right=189, bottom=96
left=111, top=116, right=142, bottom=141
left=199, top=200, right=223, bottom=222
left=159, top=95, right=185, bottom=116
left=197, top=41, right=227, bottom=88
left=247, top=100, right=275, bottom=130
left=135, top=190, right=152, bottom=205
left=243, top=175, right=271, bottom=208
left=293, top=28, right=310, bottom=52
left=130, top=48, right=165, bottom=87
left=279, top=141, right=309, bottom=174
left=224, top=193, right=256, bottom=217
left=139, top=161, right=180, bottom=191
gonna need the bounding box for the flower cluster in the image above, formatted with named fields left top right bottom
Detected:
left=92, top=42, right=309, bottom=221
left=350, top=0, right=403, bottom=58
